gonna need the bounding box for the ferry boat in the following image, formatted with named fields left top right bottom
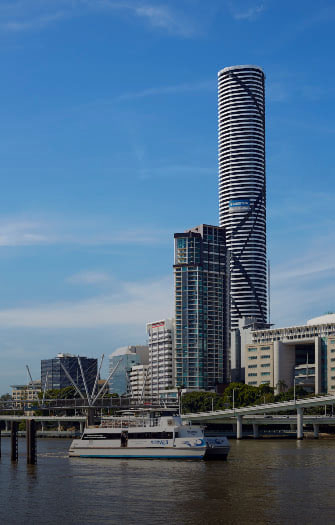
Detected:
left=203, top=435, right=230, bottom=460
left=69, top=412, right=207, bottom=459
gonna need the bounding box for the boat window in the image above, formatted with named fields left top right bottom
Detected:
left=128, top=432, right=173, bottom=439
left=82, top=433, right=121, bottom=440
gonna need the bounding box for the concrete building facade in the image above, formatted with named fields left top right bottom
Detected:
left=241, top=314, right=335, bottom=394
left=11, top=380, right=41, bottom=409
left=174, top=224, right=229, bottom=389
left=147, top=318, right=174, bottom=399
left=128, top=364, right=150, bottom=401
left=218, top=65, right=267, bottom=330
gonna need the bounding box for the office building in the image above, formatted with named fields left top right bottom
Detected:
left=240, top=314, right=335, bottom=394
left=11, top=380, right=41, bottom=409
left=218, top=65, right=267, bottom=330
left=174, top=224, right=229, bottom=389
left=108, top=345, right=149, bottom=396
left=147, top=318, right=175, bottom=399
left=41, top=354, right=97, bottom=394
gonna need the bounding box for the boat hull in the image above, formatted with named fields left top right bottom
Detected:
left=204, top=437, right=230, bottom=460
left=69, top=445, right=205, bottom=459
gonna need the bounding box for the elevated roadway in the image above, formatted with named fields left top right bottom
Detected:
left=182, top=394, right=335, bottom=439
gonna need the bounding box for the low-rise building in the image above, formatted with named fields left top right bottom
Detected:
left=128, top=364, right=150, bottom=401
left=11, top=380, right=41, bottom=409
left=241, top=314, right=335, bottom=394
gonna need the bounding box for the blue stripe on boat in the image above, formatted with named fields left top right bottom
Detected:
left=78, top=455, right=201, bottom=459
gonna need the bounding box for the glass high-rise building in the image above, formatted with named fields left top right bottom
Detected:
left=41, top=354, right=97, bottom=394
left=108, top=346, right=149, bottom=396
left=174, top=225, right=229, bottom=389
left=218, top=65, right=267, bottom=330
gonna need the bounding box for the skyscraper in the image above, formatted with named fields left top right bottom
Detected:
left=174, top=225, right=229, bottom=389
left=218, top=65, right=267, bottom=330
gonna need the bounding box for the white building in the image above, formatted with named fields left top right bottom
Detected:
left=147, top=319, right=175, bottom=399
left=218, top=65, right=267, bottom=330
left=11, top=380, right=41, bottom=409
left=241, top=314, right=335, bottom=394
left=128, top=364, right=150, bottom=401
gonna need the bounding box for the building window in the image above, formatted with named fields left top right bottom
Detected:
left=261, top=372, right=270, bottom=376
left=248, top=356, right=257, bottom=360
left=261, top=346, right=270, bottom=350
left=248, top=347, right=257, bottom=352
left=261, top=355, right=270, bottom=359
left=261, top=363, right=270, bottom=368
left=248, top=373, right=257, bottom=377
left=248, top=365, right=257, bottom=369
left=248, top=381, right=257, bottom=385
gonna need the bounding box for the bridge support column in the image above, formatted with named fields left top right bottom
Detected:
left=236, top=415, right=243, bottom=440
left=297, top=407, right=304, bottom=440
left=57, top=421, right=62, bottom=432
left=11, top=421, right=18, bottom=462
left=253, top=423, right=259, bottom=439
left=80, top=422, right=84, bottom=434
left=87, top=407, right=95, bottom=427
left=41, top=421, right=45, bottom=432
left=26, top=419, right=36, bottom=465
left=313, top=424, right=319, bottom=439
left=5, top=420, right=9, bottom=432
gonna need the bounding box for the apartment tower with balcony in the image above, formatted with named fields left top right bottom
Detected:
left=174, top=225, right=229, bottom=389
left=218, top=65, right=267, bottom=330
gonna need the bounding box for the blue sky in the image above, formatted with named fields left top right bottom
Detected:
left=1, top=0, right=335, bottom=391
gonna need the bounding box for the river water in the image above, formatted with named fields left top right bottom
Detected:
left=0, top=437, right=334, bottom=524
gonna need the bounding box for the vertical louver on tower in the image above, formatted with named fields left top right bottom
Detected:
left=218, top=65, right=267, bottom=330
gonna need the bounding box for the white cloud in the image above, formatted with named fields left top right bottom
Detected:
left=67, top=271, right=111, bottom=285
left=133, top=4, right=194, bottom=36
left=117, top=80, right=214, bottom=101
left=0, top=1, right=196, bottom=37
left=229, top=2, right=265, bottom=21
left=3, top=11, right=67, bottom=32
left=0, top=221, right=50, bottom=246
left=0, top=275, right=173, bottom=328
left=0, top=216, right=170, bottom=247
left=270, top=236, right=335, bottom=327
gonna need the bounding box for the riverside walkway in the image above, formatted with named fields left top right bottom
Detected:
left=182, top=394, right=335, bottom=439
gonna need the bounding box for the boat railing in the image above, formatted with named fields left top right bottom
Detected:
left=100, top=417, right=163, bottom=429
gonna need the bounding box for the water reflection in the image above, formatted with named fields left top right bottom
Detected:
left=0, top=439, right=335, bottom=524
